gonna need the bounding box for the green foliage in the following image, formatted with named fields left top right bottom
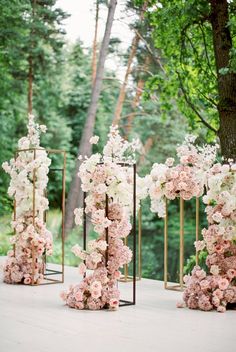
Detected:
left=145, top=0, right=227, bottom=141
left=0, top=0, right=218, bottom=282
left=184, top=250, right=208, bottom=275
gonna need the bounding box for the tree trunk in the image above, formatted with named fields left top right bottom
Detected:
left=138, top=136, right=154, bottom=167
left=28, top=0, right=36, bottom=115
left=124, top=55, right=151, bottom=136
left=92, top=0, right=99, bottom=85
left=112, top=1, right=148, bottom=126
left=112, top=33, right=140, bottom=126
left=28, top=56, right=33, bottom=114
left=65, top=0, right=117, bottom=234
left=125, top=78, right=144, bottom=135
left=209, top=0, right=236, bottom=160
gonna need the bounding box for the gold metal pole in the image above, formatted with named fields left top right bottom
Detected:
left=195, top=197, right=200, bottom=266
left=179, top=197, right=184, bottom=290
left=32, top=148, right=36, bottom=286
left=61, top=151, right=66, bottom=283
left=138, top=207, right=142, bottom=280
left=13, top=152, right=17, bottom=257
left=164, top=197, right=168, bottom=289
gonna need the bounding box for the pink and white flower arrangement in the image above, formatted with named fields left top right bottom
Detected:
left=148, top=135, right=218, bottom=217
left=182, top=163, right=236, bottom=312
left=61, top=126, right=147, bottom=310
left=2, top=114, right=53, bottom=285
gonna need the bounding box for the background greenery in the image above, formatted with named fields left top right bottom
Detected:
left=1, top=0, right=233, bottom=282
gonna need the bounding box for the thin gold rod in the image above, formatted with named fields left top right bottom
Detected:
left=13, top=152, right=17, bottom=257
left=179, top=197, right=184, bottom=290
left=31, top=149, right=36, bottom=286
left=164, top=197, right=168, bottom=289
left=138, top=207, right=142, bottom=280
left=61, top=151, right=66, bottom=283
left=195, top=197, right=200, bottom=266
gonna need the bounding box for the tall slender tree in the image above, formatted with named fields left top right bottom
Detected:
left=112, top=0, right=148, bottom=126
left=65, top=0, right=117, bottom=233
left=92, top=0, right=100, bottom=85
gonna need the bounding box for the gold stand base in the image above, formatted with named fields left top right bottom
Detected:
left=164, top=284, right=186, bottom=292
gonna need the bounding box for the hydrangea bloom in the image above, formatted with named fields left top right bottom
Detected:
left=2, top=115, right=52, bottom=285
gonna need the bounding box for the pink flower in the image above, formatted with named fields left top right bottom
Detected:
left=60, top=291, right=67, bottom=301
left=176, top=301, right=186, bottom=308
left=200, top=279, right=210, bottom=290
left=213, top=289, right=224, bottom=299
left=218, top=278, right=229, bottom=290
left=227, top=269, right=236, bottom=280
left=74, top=290, right=83, bottom=301
left=78, top=263, right=86, bottom=275
left=217, top=305, right=226, bottom=313
left=90, top=280, right=102, bottom=291
left=109, top=298, right=119, bottom=310
left=91, top=289, right=101, bottom=299
left=24, top=276, right=32, bottom=285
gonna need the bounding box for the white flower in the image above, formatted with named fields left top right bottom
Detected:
left=165, top=158, right=175, bottom=167
left=95, top=184, right=107, bottom=194
left=212, top=212, right=223, bottom=223
left=74, top=208, right=83, bottom=226
left=40, top=125, right=47, bottom=133
left=89, top=135, right=99, bottom=145
left=194, top=240, right=205, bottom=252
left=210, top=265, right=220, bottom=276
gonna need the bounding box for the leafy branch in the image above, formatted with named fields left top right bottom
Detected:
left=177, top=71, right=217, bottom=133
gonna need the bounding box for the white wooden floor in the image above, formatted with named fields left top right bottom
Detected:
left=0, top=256, right=235, bottom=352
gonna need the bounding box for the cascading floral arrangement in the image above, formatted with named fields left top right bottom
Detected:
left=148, top=135, right=218, bottom=216
left=148, top=135, right=236, bottom=312
left=2, top=115, right=53, bottom=285
left=61, top=126, right=148, bottom=310
left=182, top=163, right=236, bottom=312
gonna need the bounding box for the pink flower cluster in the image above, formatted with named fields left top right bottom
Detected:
left=61, top=128, right=144, bottom=310
left=183, top=266, right=236, bottom=312
left=2, top=115, right=52, bottom=285
left=183, top=164, right=236, bottom=312
left=149, top=135, right=217, bottom=217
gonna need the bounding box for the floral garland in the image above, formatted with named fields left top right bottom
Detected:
left=2, top=115, right=53, bottom=285
left=61, top=126, right=148, bottom=310
left=181, top=163, right=236, bottom=312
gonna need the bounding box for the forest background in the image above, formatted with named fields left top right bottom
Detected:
left=0, top=0, right=235, bottom=282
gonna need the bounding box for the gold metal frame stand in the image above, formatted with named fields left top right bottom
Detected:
left=13, top=148, right=66, bottom=286
left=164, top=197, right=200, bottom=291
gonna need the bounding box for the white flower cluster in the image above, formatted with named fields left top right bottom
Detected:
left=2, top=115, right=53, bottom=285
left=148, top=135, right=219, bottom=217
